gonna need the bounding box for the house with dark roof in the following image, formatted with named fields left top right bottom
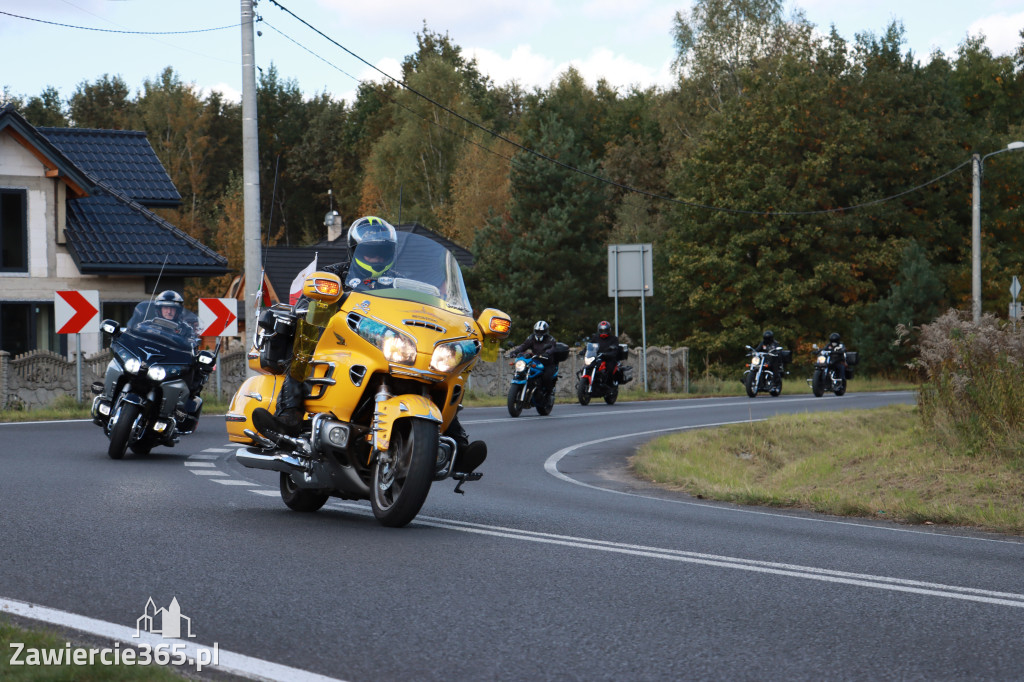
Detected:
left=0, top=104, right=227, bottom=358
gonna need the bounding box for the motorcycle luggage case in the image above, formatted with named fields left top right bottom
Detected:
left=619, top=344, right=629, bottom=360
left=844, top=351, right=858, bottom=366
left=620, top=365, right=634, bottom=383
left=255, top=305, right=295, bottom=375
left=777, top=349, right=793, bottom=363
left=553, top=342, right=569, bottom=363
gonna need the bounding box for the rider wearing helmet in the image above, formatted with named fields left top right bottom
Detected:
left=251, top=216, right=487, bottom=475
left=754, top=329, right=785, bottom=374
left=345, top=216, right=398, bottom=289
left=127, top=290, right=198, bottom=336
left=824, top=332, right=843, bottom=351
left=586, top=320, right=623, bottom=376
left=508, top=320, right=559, bottom=393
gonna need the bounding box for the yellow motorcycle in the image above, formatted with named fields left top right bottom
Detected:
left=225, top=232, right=511, bottom=526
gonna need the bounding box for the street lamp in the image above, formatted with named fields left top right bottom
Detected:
left=972, top=140, right=1024, bottom=322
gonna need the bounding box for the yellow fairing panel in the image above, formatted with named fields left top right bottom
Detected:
left=225, top=374, right=284, bottom=443
left=373, top=393, right=442, bottom=452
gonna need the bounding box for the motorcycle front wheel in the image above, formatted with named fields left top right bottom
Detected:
left=811, top=369, right=825, bottom=397
left=371, top=418, right=438, bottom=527
left=279, top=473, right=329, bottom=513
left=744, top=372, right=758, bottom=398
left=507, top=383, right=524, bottom=417
left=576, top=379, right=591, bottom=406
left=107, top=402, right=141, bottom=460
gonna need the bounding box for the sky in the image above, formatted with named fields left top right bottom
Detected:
left=1, top=0, right=1022, bottom=106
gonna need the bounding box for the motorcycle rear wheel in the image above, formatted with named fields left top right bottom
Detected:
left=107, top=402, right=141, bottom=460
left=603, top=385, right=618, bottom=405
left=576, top=379, right=591, bottom=406
left=834, top=377, right=847, bottom=397
left=371, top=418, right=438, bottom=527
left=744, top=372, right=758, bottom=398
left=769, top=378, right=782, bottom=397
left=279, top=473, right=329, bottom=512
left=811, top=370, right=825, bottom=397
left=507, top=383, right=524, bottom=417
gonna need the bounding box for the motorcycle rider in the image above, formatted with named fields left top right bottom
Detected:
left=127, top=290, right=199, bottom=337
left=508, top=320, right=558, bottom=394
left=585, top=320, right=623, bottom=380
left=754, top=329, right=786, bottom=376
left=251, top=217, right=487, bottom=475
left=823, top=332, right=847, bottom=377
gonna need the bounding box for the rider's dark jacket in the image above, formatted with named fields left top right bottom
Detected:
left=587, top=332, right=621, bottom=359
left=511, top=333, right=556, bottom=359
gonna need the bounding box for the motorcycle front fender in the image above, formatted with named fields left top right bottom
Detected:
left=373, top=393, right=442, bottom=453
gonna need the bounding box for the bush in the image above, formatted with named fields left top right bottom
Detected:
left=913, top=309, right=1024, bottom=460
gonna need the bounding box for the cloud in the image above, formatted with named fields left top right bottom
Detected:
left=967, top=12, right=1024, bottom=55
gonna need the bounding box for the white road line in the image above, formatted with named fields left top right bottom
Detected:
left=190, top=471, right=227, bottom=476
left=211, top=479, right=258, bottom=486
left=301, top=500, right=1024, bottom=609
left=541, top=419, right=1024, bottom=545
left=187, top=454, right=220, bottom=460
left=184, top=462, right=216, bottom=468
left=0, top=597, right=344, bottom=682
left=200, top=448, right=232, bottom=453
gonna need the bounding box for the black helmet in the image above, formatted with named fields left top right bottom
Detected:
left=348, top=216, right=397, bottom=278
left=533, top=320, right=549, bottom=341
left=598, top=320, right=611, bottom=338
left=763, top=330, right=774, bottom=342
left=154, top=290, right=183, bottom=320
left=829, top=332, right=841, bottom=343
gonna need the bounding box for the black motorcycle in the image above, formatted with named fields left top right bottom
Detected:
left=91, top=316, right=215, bottom=459
left=576, top=342, right=631, bottom=406
left=742, top=345, right=792, bottom=398
left=507, top=343, right=569, bottom=417
left=810, top=344, right=858, bottom=397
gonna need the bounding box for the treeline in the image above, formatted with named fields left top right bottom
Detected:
left=4, top=0, right=1023, bottom=375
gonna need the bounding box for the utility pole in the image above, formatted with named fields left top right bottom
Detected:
left=241, top=0, right=262, bottom=374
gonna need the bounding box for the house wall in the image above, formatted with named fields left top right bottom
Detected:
left=0, top=135, right=150, bottom=358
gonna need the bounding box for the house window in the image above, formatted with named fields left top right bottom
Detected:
left=1, top=189, right=28, bottom=272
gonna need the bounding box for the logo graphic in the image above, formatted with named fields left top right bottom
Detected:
left=135, top=597, right=195, bottom=639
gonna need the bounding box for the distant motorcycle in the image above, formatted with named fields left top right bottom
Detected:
left=809, top=344, right=859, bottom=397
left=507, top=343, right=569, bottom=417
left=742, top=345, right=791, bottom=398
left=576, top=342, right=631, bottom=406
left=91, top=316, right=215, bottom=459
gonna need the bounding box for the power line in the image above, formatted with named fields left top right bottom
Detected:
left=0, top=9, right=238, bottom=35
left=265, top=0, right=970, bottom=218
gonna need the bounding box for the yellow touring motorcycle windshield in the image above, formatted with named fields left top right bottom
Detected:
left=345, top=232, right=474, bottom=315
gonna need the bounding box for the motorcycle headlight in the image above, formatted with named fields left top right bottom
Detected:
left=147, top=365, right=167, bottom=381
left=816, top=355, right=827, bottom=364
left=515, top=360, right=527, bottom=372
left=124, top=358, right=142, bottom=374
left=430, top=340, right=479, bottom=373
left=354, top=316, right=417, bottom=365
left=584, top=356, right=595, bottom=366
left=750, top=356, right=761, bottom=367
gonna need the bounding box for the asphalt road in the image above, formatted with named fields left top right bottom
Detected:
left=2, top=390, right=1023, bottom=681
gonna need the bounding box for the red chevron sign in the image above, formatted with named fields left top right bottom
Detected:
left=55, top=290, right=100, bottom=334
left=198, top=298, right=238, bottom=337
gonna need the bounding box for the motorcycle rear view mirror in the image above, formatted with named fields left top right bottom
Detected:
left=100, top=319, right=120, bottom=337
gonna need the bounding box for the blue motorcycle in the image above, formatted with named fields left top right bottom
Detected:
left=506, top=343, right=568, bottom=417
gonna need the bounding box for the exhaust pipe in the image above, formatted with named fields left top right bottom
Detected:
left=235, top=449, right=307, bottom=473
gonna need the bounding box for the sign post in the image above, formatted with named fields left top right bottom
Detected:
left=198, top=298, right=239, bottom=399
left=608, top=244, right=653, bottom=391
left=1011, top=276, right=1021, bottom=330
left=55, top=290, right=100, bottom=402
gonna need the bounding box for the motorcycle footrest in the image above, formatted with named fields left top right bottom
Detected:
left=452, top=471, right=482, bottom=495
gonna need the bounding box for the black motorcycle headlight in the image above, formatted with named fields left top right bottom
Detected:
left=750, top=356, right=761, bottom=367
left=816, top=355, right=827, bottom=365
left=147, top=365, right=167, bottom=381
left=515, top=359, right=527, bottom=373
left=124, top=357, right=142, bottom=374
left=584, top=356, right=595, bottom=366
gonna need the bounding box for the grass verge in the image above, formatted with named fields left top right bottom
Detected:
left=632, top=403, right=1024, bottom=535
